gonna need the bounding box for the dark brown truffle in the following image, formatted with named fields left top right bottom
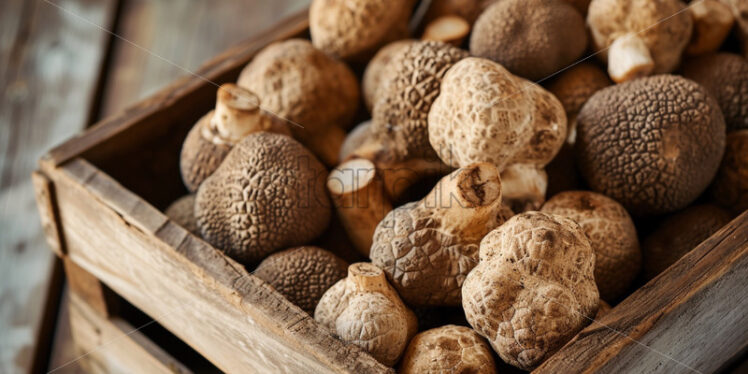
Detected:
left=164, top=194, right=198, bottom=235
left=254, top=246, right=347, bottom=314
left=711, top=130, right=748, bottom=214
left=470, top=0, right=588, bottom=81
left=682, top=53, right=748, bottom=132
left=576, top=75, right=726, bottom=216
left=195, top=132, right=331, bottom=265
left=643, top=204, right=732, bottom=279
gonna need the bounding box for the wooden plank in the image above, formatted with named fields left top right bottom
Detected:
left=42, top=158, right=390, bottom=374
left=535, top=211, right=748, bottom=374
left=42, top=6, right=311, bottom=170
left=66, top=293, right=193, bottom=374
left=0, top=1, right=116, bottom=373
left=46, top=288, right=87, bottom=374
left=63, top=259, right=117, bottom=318
left=100, top=0, right=310, bottom=117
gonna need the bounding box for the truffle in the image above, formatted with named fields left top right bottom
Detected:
left=164, top=194, right=198, bottom=235
left=399, top=325, right=497, bottom=374
left=711, top=130, right=748, bottom=214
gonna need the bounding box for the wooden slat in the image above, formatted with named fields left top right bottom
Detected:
left=0, top=1, right=116, bottom=373
left=535, top=211, right=748, bottom=373
left=42, top=158, right=390, bottom=374
left=67, top=293, right=193, bottom=374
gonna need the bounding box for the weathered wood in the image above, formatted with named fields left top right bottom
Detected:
left=47, top=288, right=86, bottom=374
left=535, top=211, right=748, bottom=374
left=63, top=259, right=117, bottom=318
left=0, top=1, right=116, bottom=373
left=67, top=293, right=193, bottom=374
left=42, top=158, right=391, bottom=374
left=31, top=171, right=64, bottom=256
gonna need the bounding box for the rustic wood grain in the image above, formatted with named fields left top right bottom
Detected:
left=535, top=211, right=748, bottom=374
left=0, top=1, right=116, bottom=373
left=41, top=158, right=391, bottom=373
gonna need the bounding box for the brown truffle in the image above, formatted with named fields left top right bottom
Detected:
left=643, top=204, right=732, bottom=279
left=682, top=53, right=748, bottom=132
left=576, top=75, right=726, bottom=216
left=686, top=0, right=735, bottom=55
left=587, top=0, right=693, bottom=82
left=253, top=246, right=348, bottom=314
left=711, top=130, right=748, bottom=214
left=370, top=163, right=506, bottom=307
left=315, top=263, right=418, bottom=366
left=470, top=0, right=588, bottom=81
left=542, top=191, right=641, bottom=302
left=462, top=211, right=598, bottom=370
left=195, top=132, right=331, bottom=265
left=309, top=0, right=413, bottom=61
left=399, top=325, right=497, bottom=374
left=361, top=40, right=416, bottom=113
left=180, top=84, right=289, bottom=192
left=237, top=39, right=360, bottom=165
left=164, top=194, right=198, bottom=235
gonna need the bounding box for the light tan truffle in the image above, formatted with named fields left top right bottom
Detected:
left=315, top=263, right=418, bottom=366
left=399, top=325, right=497, bottom=374
left=462, top=211, right=598, bottom=370
left=686, top=0, right=735, bottom=55
left=541, top=191, right=641, bottom=302
left=164, top=195, right=198, bottom=235
left=338, top=120, right=373, bottom=163
left=428, top=57, right=566, bottom=210
left=711, top=130, right=748, bottom=214
left=309, top=0, right=413, bottom=61
left=470, top=0, right=588, bottom=81
left=370, top=163, right=507, bottom=307
left=643, top=204, right=732, bottom=279
left=587, top=0, right=693, bottom=82
left=362, top=40, right=416, bottom=113
left=254, top=246, right=347, bottom=314
left=195, top=133, right=330, bottom=265
left=237, top=39, right=360, bottom=165
left=179, top=84, right=289, bottom=192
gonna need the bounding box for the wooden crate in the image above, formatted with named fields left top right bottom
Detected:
left=33, top=9, right=748, bottom=374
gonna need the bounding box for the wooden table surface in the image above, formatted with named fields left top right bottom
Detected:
left=0, top=1, right=307, bottom=373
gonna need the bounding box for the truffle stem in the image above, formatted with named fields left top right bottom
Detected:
left=607, top=33, right=654, bottom=83
left=211, top=83, right=290, bottom=143
left=422, top=16, right=470, bottom=46
left=423, top=163, right=503, bottom=241
left=500, top=163, right=548, bottom=212
left=686, top=0, right=735, bottom=55
left=348, top=263, right=396, bottom=298
left=328, top=158, right=393, bottom=256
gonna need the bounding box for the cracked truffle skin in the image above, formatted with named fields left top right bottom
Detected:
left=254, top=246, right=347, bottom=314
left=588, top=0, right=693, bottom=74
left=575, top=75, right=726, bottom=216
left=429, top=57, right=567, bottom=171
left=547, top=63, right=612, bottom=127
left=369, top=163, right=508, bottom=307
left=371, top=41, right=469, bottom=161
left=180, top=112, right=232, bottom=192
left=399, top=325, right=498, bottom=374
left=711, top=130, right=748, bottom=214
left=682, top=53, right=748, bottom=132
left=643, top=204, right=732, bottom=279
left=195, top=132, right=331, bottom=265
left=462, top=211, right=598, bottom=370
left=310, top=0, right=412, bottom=61
left=237, top=39, right=359, bottom=135
left=470, top=0, right=588, bottom=81
left=541, top=191, right=641, bottom=302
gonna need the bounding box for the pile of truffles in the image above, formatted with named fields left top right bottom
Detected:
left=166, top=0, right=747, bottom=370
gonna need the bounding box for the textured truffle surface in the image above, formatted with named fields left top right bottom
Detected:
left=470, top=0, right=588, bottom=81
left=588, top=0, right=693, bottom=73
left=195, top=133, right=330, bottom=264
left=683, top=53, right=748, bottom=132
left=310, top=0, right=412, bottom=60
left=643, top=204, right=732, bottom=279
left=399, top=325, right=497, bottom=374
left=237, top=39, right=359, bottom=136
left=711, top=130, right=748, bottom=214
left=372, top=41, right=468, bottom=161
left=462, top=211, right=598, bottom=370
left=542, top=191, right=641, bottom=302
left=179, top=112, right=233, bottom=192
left=254, top=246, right=347, bottom=314
left=362, top=39, right=416, bottom=113
left=164, top=194, right=198, bottom=235
left=576, top=75, right=726, bottom=216
left=429, top=57, right=566, bottom=171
